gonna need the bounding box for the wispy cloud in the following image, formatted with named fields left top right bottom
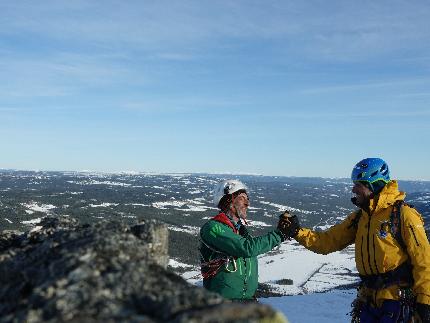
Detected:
left=299, top=77, right=430, bottom=94
left=395, top=92, right=430, bottom=98
left=274, top=109, right=430, bottom=120
left=120, top=97, right=253, bottom=113
left=0, top=52, right=146, bottom=99
left=1, top=1, right=429, bottom=62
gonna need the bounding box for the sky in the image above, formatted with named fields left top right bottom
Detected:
left=1, top=1, right=430, bottom=180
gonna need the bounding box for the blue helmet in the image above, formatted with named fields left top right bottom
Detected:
left=351, top=158, right=390, bottom=188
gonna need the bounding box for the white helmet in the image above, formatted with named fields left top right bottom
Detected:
left=213, top=179, right=248, bottom=208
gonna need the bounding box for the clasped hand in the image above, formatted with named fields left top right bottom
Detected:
left=277, top=210, right=301, bottom=239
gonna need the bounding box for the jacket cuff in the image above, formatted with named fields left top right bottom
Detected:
left=417, top=293, right=430, bottom=305
left=274, top=229, right=287, bottom=242
left=294, top=228, right=306, bottom=240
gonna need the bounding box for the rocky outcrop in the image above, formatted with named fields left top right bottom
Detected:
left=0, top=217, right=287, bottom=323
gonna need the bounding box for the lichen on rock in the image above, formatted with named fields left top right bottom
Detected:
left=0, top=216, right=287, bottom=323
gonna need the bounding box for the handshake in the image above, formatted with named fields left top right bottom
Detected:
left=277, top=210, right=301, bottom=240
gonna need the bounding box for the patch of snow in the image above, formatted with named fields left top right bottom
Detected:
left=261, top=289, right=356, bottom=323
left=30, top=225, right=43, bottom=232
left=88, top=203, right=119, bottom=208
left=21, top=202, right=56, bottom=214
left=153, top=199, right=216, bottom=212
left=413, top=195, right=430, bottom=202
left=257, top=242, right=358, bottom=295
left=153, top=200, right=187, bottom=209
left=248, top=220, right=270, bottom=227
left=169, top=258, right=194, bottom=269
left=22, top=217, right=43, bottom=225
left=259, top=201, right=316, bottom=215
left=67, top=180, right=131, bottom=187
left=168, top=225, right=199, bottom=235
left=315, top=224, right=333, bottom=230
left=175, top=205, right=209, bottom=212
left=181, top=268, right=202, bottom=284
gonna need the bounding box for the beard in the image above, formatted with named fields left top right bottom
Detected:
left=232, top=201, right=247, bottom=220
left=351, top=194, right=371, bottom=209
left=351, top=196, right=360, bottom=207
left=236, top=207, right=247, bottom=219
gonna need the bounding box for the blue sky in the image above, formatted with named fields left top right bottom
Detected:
left=1, top=1, right=429, bottom=179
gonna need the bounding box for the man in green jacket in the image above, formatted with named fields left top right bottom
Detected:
left=200, top=179, right=286, bottom=301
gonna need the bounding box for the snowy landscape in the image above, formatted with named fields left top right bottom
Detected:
left=1, top=170, right=429, bottom=322
left=180, top=242, right=359, bottom=322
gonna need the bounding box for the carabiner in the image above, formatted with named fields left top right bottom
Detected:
left=224, top=257, right=237, bottom=273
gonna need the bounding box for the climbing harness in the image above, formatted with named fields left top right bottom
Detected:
left=199, top=211, right=249, bottom=280
left=199, top=238, right=237, bottom=279
left=349, top=286, right=416, bottom=322
left=359, top=261, right=413, bottom=290
left=398, top=287, right=416, bottom=322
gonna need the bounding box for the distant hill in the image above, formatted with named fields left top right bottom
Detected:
left=1, top=170, right=429, bottom=266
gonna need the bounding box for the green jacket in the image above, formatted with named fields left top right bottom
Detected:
left=200, top=212, right=284, bottom=300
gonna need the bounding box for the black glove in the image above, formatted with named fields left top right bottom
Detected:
left=277, top=211, right=301, bottom=239
left=417, top=303, right=430, bottom=323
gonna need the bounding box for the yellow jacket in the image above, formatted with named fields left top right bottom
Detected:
left=295, top=180, right=430, bottom=306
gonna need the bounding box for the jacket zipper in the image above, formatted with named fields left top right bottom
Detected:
left=242, top=258, right=248, bottom=298
left=360, top=235, right=368, bottom=275
left=366, top=215, right=374, bottom=274
left=238, top=258, right=243, bottom=275
left=372, top=235, right=379, bottom=273
left=409, top=224, right=420, bottom=246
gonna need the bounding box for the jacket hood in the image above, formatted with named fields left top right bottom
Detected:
left=369, top=180, right=405, bottom=213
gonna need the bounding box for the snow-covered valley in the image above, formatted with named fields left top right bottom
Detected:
left=178, top=241, right=359, bottom=322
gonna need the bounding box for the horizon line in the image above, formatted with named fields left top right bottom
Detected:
left=0, top=168, right=429, bottom=182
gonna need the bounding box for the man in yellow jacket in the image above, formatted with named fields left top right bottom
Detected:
left=279, top=158, right=430, bottom=323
